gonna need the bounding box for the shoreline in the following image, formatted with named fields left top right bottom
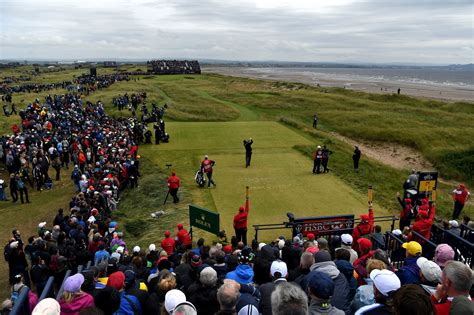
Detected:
left=203, top=66, right=474, bottom=102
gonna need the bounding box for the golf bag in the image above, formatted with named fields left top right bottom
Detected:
left=195, top=169, right=206, bottom=187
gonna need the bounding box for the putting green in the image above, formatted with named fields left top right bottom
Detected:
left=147, top=121, right=387, bottom=241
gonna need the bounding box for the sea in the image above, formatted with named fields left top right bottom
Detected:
left=245, top=67, right=474, bottom=90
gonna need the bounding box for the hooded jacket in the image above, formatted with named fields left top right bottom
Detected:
left=309, top=299, right=345, bottom=315
left=225, top=264, right=254, bottom=284
left=59, top=292, right=95, bottom=315
left=309, top=262, right=351, bottom=315
left=335, top=260, right=357, bottom=301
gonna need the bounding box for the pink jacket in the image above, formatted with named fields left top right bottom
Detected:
left=59, top=292, right=95, bottom=315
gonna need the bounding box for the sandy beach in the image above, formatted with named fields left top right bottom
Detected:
left=204, top=66, right=474, bottom=102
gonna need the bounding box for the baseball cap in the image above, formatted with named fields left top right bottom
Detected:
left=63, top=273, right=85, bottom=293
left=402, top=241, right=422, bottom=256
left=38, top=222, right=47, bottom=229
left=341, top=234, right=353, bottom=245
left=270, top=260, right=288, bottom=278
left=165, top=289, right=186, bottom=313
left=164, top=230, right=171, bottom=237
left=177, top=223, right=183, bottom=229
left=370, top=269, right=401, bottom=296
left=307, top=272, right=334, bottom=299
left=416, top=257, right=442, bottom=283
left=434, top=244, right=455, bottom=267
left=10, top=241, right=19, bottom=249
left=360, top=214, right=370, bottom=222
left=149, top=244, right=156, bottom=252
left=307, top=233, right=315, bottom=241
left=223, top=245, right=233, bottom=254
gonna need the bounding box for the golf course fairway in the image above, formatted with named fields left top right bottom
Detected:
left=143, top=121, right=387, bottom=241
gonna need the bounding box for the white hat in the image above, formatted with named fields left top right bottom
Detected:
left=149, top=244, right=156, bottom=252
left=258, top=243, right=266, bottom=251
left=370, top=269, right=401, bottom=296
left=270, top=260, right=288, bottom=278
left=416, top=257, right=442, bottom=283
left=341, top=234, right=353, bottom=245
left=317, top=145, right=321, bottom=149
left=449, top=220, right=459, bottom=228
left=165, top=289, right=186, bottom=313
left=38, top=222, right=47, bottom=229
left=133, top=246, right=141, bottom=253
left=10, top=241, right=19, bottom=249
left=32, top=297, right=60, bottom=315
left=87, top=216, right=96, bottom=223
left=392, top=229, right=402, bottom=236
left=238, top=305, right=259, bottom=315
left=204, top=155, right=208, bottom=159
left=116, top=246, right=124, bottom=254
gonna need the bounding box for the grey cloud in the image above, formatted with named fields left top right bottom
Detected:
left=0, top=0, right=472, bottom=64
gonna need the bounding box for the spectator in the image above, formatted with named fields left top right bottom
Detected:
left=307, top=271, right=344, bottom=315
left=107, top=271, right=142, bottom=314
left=271, top=282, right=308, bottom=315
left=448, top=220, right=461, bottom=236
left=408, top=200, right=436, bottom=242
left=164, top=289, right=187, bottom=314
left=430, top=261, right=474, bottom=315
left=353, top=238, right=373, bottom=286
left=416, top=257, right=442, bottom=294
left=396, top=241, right=422, bottom=285
left=334, top=249, right=357, bottom=301
left=351, top=259, right=387, bottom=312
left=288, top=251, right=314, bottom=284
left=216, top=279, right=240, bottom=315
left=371, top=225, right=385, bottom=249
left=393, top=284, right=435, bottom=315
left=336, top=234, right=358, bottom=263
left=225, top=248, right=254, bottom=285
left=187, top=267, right=219, bottom=314
left=259, top=260, right=288, bottom=314
left=433, top=244, right=455, bottom=269
left=355, top=269, right=401, bottom=315
left=309, top=250, right=350, bottom=314
left=59, top=274, right=95, bottom=315
left=32, top=298, right=61, bottom=315
left=452, top=183, right=470, bottom=220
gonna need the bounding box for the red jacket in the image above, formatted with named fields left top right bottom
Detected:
left=352, top=206, right=374, bottom=253
left=233, top=196, right=250, bottom=229
left=176, top=229, right=192, bottom=246
left=408, top=203, right=436, bottom=242
left=161, top=236, right=176, bottom=255
left=167, top=175, right=180, bottom=189
left=453, top=188, right=469, bottom=204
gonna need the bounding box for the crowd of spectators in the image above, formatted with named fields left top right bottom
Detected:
left=147, top=60, right=201, bottom=75
left=0, top=82, right=73, bottom=95
left=74, top=74, right=130, bottom=95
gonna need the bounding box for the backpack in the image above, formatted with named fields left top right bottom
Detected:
left=11, top=284, right=25, bottom=304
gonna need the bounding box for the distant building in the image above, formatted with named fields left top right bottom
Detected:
left=147, top=60, right=201, bottom=75
left=103, top=61, right=118, bottom=68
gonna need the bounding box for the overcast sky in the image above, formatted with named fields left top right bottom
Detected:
left=0, top=0, right=472, bottom=64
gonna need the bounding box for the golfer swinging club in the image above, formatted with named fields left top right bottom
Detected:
left=243, top=138, right=253, bottom=168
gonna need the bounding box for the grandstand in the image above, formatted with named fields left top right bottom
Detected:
left=147, top=59, right=201, bottom=75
